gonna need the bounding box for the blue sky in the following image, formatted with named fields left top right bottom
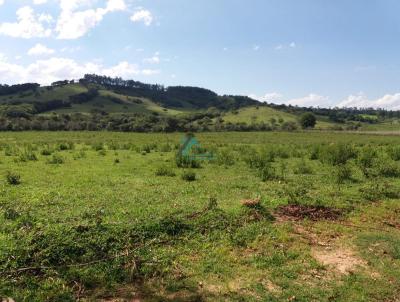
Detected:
left=0, top=0, right=400, bottom=109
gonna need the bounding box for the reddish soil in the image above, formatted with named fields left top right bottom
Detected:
left=275, top=205, right=342, bottom=221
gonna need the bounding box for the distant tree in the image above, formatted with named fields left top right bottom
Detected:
left=299, top=112, right=317, bottom=129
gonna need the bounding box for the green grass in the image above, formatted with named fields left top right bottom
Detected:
left=221, top=106, right=335, bottom=129
left=0, top=131, right=400, bottom=301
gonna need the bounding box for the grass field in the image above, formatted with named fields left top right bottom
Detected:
left=1, top=131, right=400, bottom=301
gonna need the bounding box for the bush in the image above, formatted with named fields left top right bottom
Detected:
left=334, top=164, right=352, bottom=184
left=18, top=151, right=38, bottom=162
left=216, top=148, right=235, bottom=166
left=98, top=149, right=107, bottom=156
left=92, top=142, right=104, bottom=151
left=387, top=146, right=400, bottom=161
left=47, top=154, right=64, bottom=164
left=155, top=165, right=176, bottom=177
left=357, top=147, right=377, bottom=177
left=258, top=162, right=278, bottom=181
left=176, top=155, right=201, bottom=168
left=375, top=159, right=400, bottom=178
left=73, top=150, right=86, bottom=160
left=141, top=144, right=152, bottom=153
left=299, top=112, right=317, bottom=129
left=309, top=144, right=322, bottom=160
left=281, top=181, right=311, bottom=205
left=360, top=182, right=400, bottom=201
left=6, top=171, right=21, bottom=185
left=41, top=148, right=53, bottom=156
left=182, top=170, right=196, bottom=182
left=321, top=143, right=356, bottom=166
left=293, top=158, right=313, bottom=175
left=58, top=142, right=74, bottom=151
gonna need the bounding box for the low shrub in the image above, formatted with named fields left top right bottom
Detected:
left=73, top=150, right=86, bottom=160
left=18, top=151, right=38, bottom=162
left=281, top=181, right=311, bottom=205
left=320, top=143, right=356, bottom=166
left=387, top=146, right=400, bottom=161
left=41, top=148, right=53, bottom=156
left=92, top=142, right=105, bottom=151
left=375, top=159, right=400, bottom=178
left=258, top=162, right=278, bottom=181
left=216, top=148, right=235, bottom=166
left=293, top=158, right=313, bottom=175
left=359, top=182, right=400, bottom=201
left=6, top=171, right=21, bottom=185
left=334, top=164, right=352, bottom=184
left=98, top=149, right=107, bottom=156
left=176, top=155, right=201, bottom=168
left=58, top=142, right=74, bottom=151
left=47, top=154, right=64, bottom=164
left=155, top=165, right=176, bottom=177
left=182, top=170, right=196, bottom=182
left=357, top=147, right=377, bottom=177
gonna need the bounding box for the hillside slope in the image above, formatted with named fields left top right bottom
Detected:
left=0, top=75, right=399, bottom=132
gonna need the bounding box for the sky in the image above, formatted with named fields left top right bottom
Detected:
left=0, top=0, right=400, bottom=109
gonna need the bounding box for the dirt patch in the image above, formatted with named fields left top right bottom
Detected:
left=275, top=205, right=342, bottom=221
left=241, top=198, right=261, bottom=207
left=312, top=246, right=367, bottom=275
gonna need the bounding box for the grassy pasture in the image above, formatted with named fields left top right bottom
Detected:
left=1, top=131, right=400, bottom=301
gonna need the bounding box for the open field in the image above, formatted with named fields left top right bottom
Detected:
left=1, top=131, right=400, bottom=301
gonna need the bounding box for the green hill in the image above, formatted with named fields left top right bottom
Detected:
left=0, top=74, right=399, bottom=132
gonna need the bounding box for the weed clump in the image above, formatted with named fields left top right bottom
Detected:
left=155, top=165, right=176, bottom=177
left=375, top=158, right=400, bottom=178
left=357, top=147, right=377, bottom=177
left=58, top=142, right=74, bottom=151
left=176, top=155, right=201, bottom=168
left=6, top=171, right=21, bottom=185
left=258, top=162, right=278, bottom=181
left=216, top=148, right=235, bottom=166
left=359, top=182, right=400, bottom=201
left=293, top=158, right=313, bottom=174
left=281, top=181, right=312, bottom=205
left=41, top=148, right=53, bottom=156
left=334, top=164, right=353, bottom=184
left=47, top=154, right=64, bottom=164
left=17, top=150, right=38, bottom=162
left=181, top=170, right=196, bottom=182
left=320, top=143, right=356, bottom=166
left=387, top=146, right=400, bottom=161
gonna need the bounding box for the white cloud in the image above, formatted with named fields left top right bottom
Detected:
left=253, top=45, right=260, bottom=51
left=33, top=0, right=48, bottom=4
left=338, top=93, right=400, bottom=110
left=106, top=0, right=126, bottom=11
left=0, top=56, right=159, bottom=85
left=28, top=43, right=55, bottom=56
left=130, top=9, right=153, bottom=26
left=56, top=0, right=127, bottom=39
left=0, top=6, right=52, bottom=38
left=275, top=42, right=297, bottom=51
left=249, top=92, right=283, bottom=103
left=0, top=0, right=4, bottom=6
left=286, top=93, right=330, bottom=107
left=250, top=92, right=331, bottom=107
left=143, top=52, right=160, bottom=64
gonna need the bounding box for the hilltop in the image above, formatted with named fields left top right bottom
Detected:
left=0, top=74, right=399, bottom=132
